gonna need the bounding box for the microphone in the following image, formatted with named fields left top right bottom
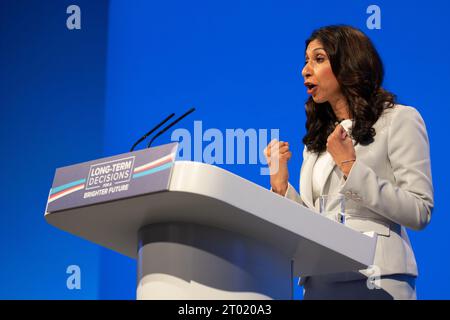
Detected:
left=147, top=107, right=196, bottom=148
left=130, top=113, right=175, bottom=152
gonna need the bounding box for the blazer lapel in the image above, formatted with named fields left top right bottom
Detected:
left=301, top=150, right=336, bottom=210
left=300, top=151, right=318, bottom=209
left=318, top=154, right=337, bottom=196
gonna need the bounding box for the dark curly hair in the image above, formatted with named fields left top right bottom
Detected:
left=302, top=25, right=396, bottom=154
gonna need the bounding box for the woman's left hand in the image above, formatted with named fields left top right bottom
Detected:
left=326, top=124, right=356, bottom=177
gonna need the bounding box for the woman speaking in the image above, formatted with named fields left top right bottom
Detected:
left=265, top=25, right=434, bottom=299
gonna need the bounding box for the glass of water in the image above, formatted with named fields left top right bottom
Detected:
left=319, top=194, right=346, bottom=224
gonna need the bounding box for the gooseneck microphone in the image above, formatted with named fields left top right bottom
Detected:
left=147, top=107, right=196, bottom=148
left=130, top=113, right=175, bottom=152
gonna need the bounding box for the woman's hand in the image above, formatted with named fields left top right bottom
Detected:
left=326, top=125, right=356, bottom=177
left=264, top=139, right=292, bottom=195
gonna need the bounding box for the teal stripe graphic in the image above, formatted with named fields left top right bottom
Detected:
left=50, top=178, right=86, bottom=195
left=133, top=162, right=173, bottom=179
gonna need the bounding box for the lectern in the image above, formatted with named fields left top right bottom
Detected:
left=45, top=142, right=377, bottom=299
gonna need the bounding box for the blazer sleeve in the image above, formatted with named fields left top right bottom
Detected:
left=270, top=182, right=304, bottom=204
left=338, top=106, right=434, bottom=230
left=285, top=182, right=304, bottom=204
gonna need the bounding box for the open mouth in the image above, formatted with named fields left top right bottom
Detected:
left=305, top=83, right=318, bottom=95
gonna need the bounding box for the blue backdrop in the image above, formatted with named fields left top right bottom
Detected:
left=1, top=0, right=449, bottom=299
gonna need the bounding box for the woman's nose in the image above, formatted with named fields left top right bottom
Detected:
left=301, top=62, right=312, bottom=78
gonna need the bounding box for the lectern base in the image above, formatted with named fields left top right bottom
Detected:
left=137, top=223, right=292, bottom=300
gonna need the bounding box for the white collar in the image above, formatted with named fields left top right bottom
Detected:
left=339, top=119, right=353, bottom=134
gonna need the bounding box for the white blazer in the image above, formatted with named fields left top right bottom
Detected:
left=283, top=104, right=434, bottom=281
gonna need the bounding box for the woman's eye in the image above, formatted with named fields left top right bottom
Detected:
left=316, top=56, right=325, bottom=63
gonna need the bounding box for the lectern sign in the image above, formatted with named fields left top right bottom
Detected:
left=46, top=142, right=178, bottom=213
left=85, top=156, right=135, bottom=191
